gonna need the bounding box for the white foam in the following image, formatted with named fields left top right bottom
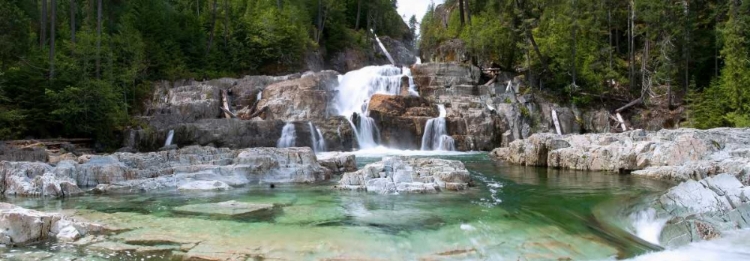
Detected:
left=628, top=229, right=750, bottom=261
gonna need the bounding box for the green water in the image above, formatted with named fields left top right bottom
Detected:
left=0, top=153, right=672, bottom=260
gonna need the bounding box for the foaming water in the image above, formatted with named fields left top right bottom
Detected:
left=164, top=129, right=175, bottom=147
left=628, top=229, right=750, bottom=261
left=630, top=208, right=667, bottom=245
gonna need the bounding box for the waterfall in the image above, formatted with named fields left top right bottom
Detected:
left=308, top=122, right=326, bottom=153
left=421, top=105, right=456, bottom=151
left=164, top=129, right=174, bottom=147
left=371, top=29, right=396, bottom=65
left=334, top=65, right=414, bottom=149
left=277, top=123, right=297, bottom=148
left=402, top=66, right=419, bottom=96
left=256, top=91, right=263, bottom=101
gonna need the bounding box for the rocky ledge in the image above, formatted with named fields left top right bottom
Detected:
left=336, top=157, right=471, bottom=194
left=1, top=146, right=354, bottom=197
left=491, top=128, right=750, bottom=248
left=490, top=128, right=750, bottom=183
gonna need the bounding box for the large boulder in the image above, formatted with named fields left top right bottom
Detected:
left=317, top=152, right=357, bottom=174
left=336, top=157, right=471, bottom=194
left=256, top=71, right=339, bottom=122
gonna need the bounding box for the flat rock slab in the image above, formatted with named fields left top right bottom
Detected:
left=172, top=200, right=275, bottom=219
left=177, top=180, right=231, bottom=191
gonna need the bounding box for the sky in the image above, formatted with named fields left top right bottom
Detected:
left=397, top=0, right=445, bottom=24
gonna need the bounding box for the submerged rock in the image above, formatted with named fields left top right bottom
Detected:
left=177, top=180, right=232, bottom=191
left=336, top=157, right=471, bottom=194
left=172, top=200, right=276, bottom=218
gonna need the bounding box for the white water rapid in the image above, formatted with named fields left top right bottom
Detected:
left=334, top=65, right=415, bottom=149
left=420, top=105, right=456, bottom=151
left=308, top=122, right=326, bottom=153
left=164, top=129, right=174, bottom=147
left=277, top=123, right=297, bottom=148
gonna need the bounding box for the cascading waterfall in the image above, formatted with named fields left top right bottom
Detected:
left=277, top=123, right=297, bottom=148
left=334, top=65, right=415, bottom=149
left=421, top=105, right=456, bottom=151
left=164, top=129, right=175, bottom=147
left=308, top=122, right=326, bottom=153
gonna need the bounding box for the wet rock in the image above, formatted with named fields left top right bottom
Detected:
left=646, top=173, right=750, bottom=248
left=336, top=157, right=471, bottom=194
left=172, top=200, right=276, bottom=218
left=177, top=180, right=232, bottom=191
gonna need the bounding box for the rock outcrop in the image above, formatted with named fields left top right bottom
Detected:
left=317, top=152, right=357, bottom=174
left=1, top=146, right=340, bottom=197
left=256, top=71, right=339, bottom=121
left=336, top=157, right=471, bottom=194
left=491, top=128, right=750, bottom=182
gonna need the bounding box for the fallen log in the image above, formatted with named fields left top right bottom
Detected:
left=615, top=97, right=642, bottom=113
left=221, top=90, right=232, bottom=119
left=552, top=110, right=562, bottom=135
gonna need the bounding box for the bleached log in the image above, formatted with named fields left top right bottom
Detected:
left=552, top=110, right=562, bottom=135
left=616, top=113, right=628, bottom=131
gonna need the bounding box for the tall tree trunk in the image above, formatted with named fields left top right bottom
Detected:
left=608, top=8, right=612, bottom=70
left=50, top=0, right=56, bottom=81
left=96, top=0, right=101, bottom=79
left=571, top=4, right=577, bottom=87
left=70, top=0, right=75, bottom=45
left=41, top=0, right=47, bottom=48
left=465, top=0, right=471, bottom=24
left=355, top=0, right=362, bottom=30
left=276, top=0, right=281, bottom=10
left=628, top=0, right=635, bottom=90
left=206, top=0, right=218, bottom=55
left=316, top=0, right=323, bottom=43
left=223, top=0, right=229, bottom=47
left=514, top=0, right=550, bottom=76
left=683, top=0, right=690, bottom=92
left=458, top=0, right=465, bottom=26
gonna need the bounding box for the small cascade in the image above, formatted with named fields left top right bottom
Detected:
left=371, top=29, right=396, bottom=65
left=402, top=66, right=419, bottom=96
left=126, top=130, right=136, bottom=148
left=630, top=208, right=668, bottom=246
left=277, top=123, right=297, bottom=148
left=256, top=91, right=263, bottom=101
left=164, top=130, right=174, bottom=147
left=308, top=122, right=326, bottom=153
left=421, top=105, right=456, bottom=151
left=334, top=65, right=415, bottom=149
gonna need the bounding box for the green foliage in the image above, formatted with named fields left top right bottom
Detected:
left=0, top=0, right=407, bottom=148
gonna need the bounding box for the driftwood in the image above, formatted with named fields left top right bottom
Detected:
left=552, top=110, right=562, bottom=135
left=247, top=106, right=267, bottom=119
left=221, top=90, right=232, bottom=118
left=220, top=107, right=237, bottom=118
left=484, top=75, right=498, bottom=86
left=616, top=113, right=628, bottom=131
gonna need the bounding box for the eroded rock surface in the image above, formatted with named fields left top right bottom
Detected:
left=336, top=157, right=471, bottom=194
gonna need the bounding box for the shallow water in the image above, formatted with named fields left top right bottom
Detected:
left=1, top=153, right=680, bottom=260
